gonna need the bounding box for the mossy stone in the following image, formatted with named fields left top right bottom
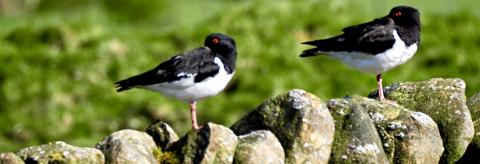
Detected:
left=370, top=78, right=473, bottom=163
left=231, top=89, right=335, bottom=163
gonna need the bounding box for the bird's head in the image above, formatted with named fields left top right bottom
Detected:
left=388, top=6, right=420, bottom=27
left=204, top=33, right=237, bottom=56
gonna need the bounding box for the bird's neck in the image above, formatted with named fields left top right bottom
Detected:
left=396, top=25, right=420, bottom=46
left=217, top=50, right=236, bottom=74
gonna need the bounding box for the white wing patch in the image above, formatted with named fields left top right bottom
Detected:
left=176, top=72, right=196, bottom=78
left=327, top=30, right=417, bottom=74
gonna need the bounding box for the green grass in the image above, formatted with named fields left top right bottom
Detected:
left=0, top=0, right=479, bottom=151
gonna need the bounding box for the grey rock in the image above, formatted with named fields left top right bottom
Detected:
left=231, top=89, right=335, bottom=164
left=342, top=96, right=443, bottom=163
left=234, top=130, right=285, bottom=164
left=17, top=141, right=104, bottom=164
left=467, top=93, right=480, bottom=149
left=370, top=78, right=474, bottom=163
left=457, top=93, right=480, bottom=163
left=167, top=122, right=237, bottom=164
left=96, top=129, right=158, bottom=164
left=146, top=120, right=179, bottom=149
left=327, top=97, right=389, bottom=164
left=0, top=152, right=24, bottom=164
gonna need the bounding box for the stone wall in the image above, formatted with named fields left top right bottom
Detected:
left=1, top=78, right=479, bottom=164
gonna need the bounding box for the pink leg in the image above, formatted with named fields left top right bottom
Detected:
left=376, top=74, right=385, bottom=101
left=190, top=101, right=200, bottom=130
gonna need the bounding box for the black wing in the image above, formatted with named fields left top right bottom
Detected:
left=301, top=17, right=396, bottom=57
left=115, top=47, right=219, bottom=92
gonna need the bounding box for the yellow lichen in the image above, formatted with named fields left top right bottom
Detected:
left=49, top=152, right=66, bottom=162
left=152, top=147, right=180, bottom=164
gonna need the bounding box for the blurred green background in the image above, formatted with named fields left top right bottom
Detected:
left=0, top=0, right=479, bottom=151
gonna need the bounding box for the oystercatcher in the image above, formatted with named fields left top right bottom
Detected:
left=300, top=6, right=420, bottom=101
left=115, top=33, right=237, bottom=129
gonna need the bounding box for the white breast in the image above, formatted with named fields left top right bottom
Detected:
left=143, top=57, right=234, bottom=102
left=328, top=30, right=418, bottom=74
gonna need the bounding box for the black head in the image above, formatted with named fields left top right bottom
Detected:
left=387, top=6, right=420, bottom=27
left=204, top=33, right=237, bottom=56
left=204, top=33, right=237, bottom=73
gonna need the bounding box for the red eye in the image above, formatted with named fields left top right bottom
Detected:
left=212, top=38, right=220, bottom=44
left=395, top=11, right=402, bottom=16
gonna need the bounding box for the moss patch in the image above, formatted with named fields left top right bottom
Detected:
left=153, top=147, right=179, bottom=164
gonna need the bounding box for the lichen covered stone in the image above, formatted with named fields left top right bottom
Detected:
left=234, top=130, right=285, bottom=164
left=17, top=141, right=104, bottom=164
left=96, top=129, right=158, bottom=164
left=370, top=78, right=473, bottom=163
left=327, top=97, right=389, bottom=163
left=338, top=96, right=443, bottom=163
left=231, top=89, right=335, bottom=163
left=167, top=122, right=237, bottom=164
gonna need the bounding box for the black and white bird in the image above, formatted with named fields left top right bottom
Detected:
left=115, top=33, right=237, bottom=130
left=300, top=6, right=420, bottom=101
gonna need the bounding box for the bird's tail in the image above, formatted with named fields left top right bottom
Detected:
left=300, top=39, right=333, bottom=57
left=300, top=48, right=322, bottom=57
left=115, top=79, right=134, bottom=92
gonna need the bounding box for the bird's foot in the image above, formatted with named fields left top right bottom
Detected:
left=192, top=124, right=204, bottom=130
